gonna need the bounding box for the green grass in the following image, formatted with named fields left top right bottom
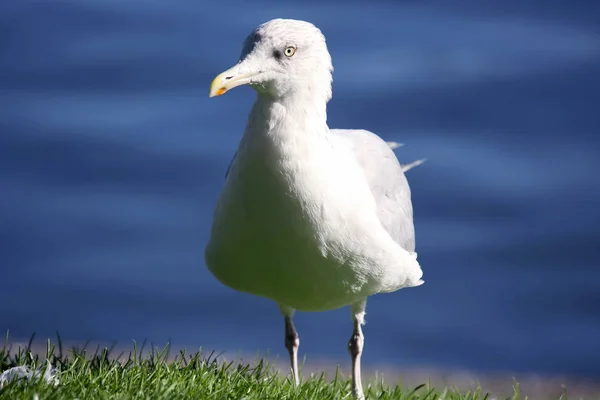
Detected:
left=0, top=335, right=526, bottom=400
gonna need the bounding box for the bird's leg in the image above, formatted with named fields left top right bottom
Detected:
left=279, top=305, right=300, bottom=386
left=284, top=316, right=300, bottom=386
left=348, top=300, right=367, bottom=400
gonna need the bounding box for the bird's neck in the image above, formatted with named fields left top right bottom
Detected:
left=246, top=96, right=329, bottom=142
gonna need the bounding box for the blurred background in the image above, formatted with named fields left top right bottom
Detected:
left=1, top=0, right=599, bottom=390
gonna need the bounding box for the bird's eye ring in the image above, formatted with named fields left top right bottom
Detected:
left=284, top=46, right=296, bottom=57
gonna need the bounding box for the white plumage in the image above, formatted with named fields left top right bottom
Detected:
left=205, top=19, right=425, bottom=399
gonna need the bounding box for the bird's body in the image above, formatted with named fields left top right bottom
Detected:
left=205, top=18, right=425, bottom=399
left=206, top=104, right=423, bottom=310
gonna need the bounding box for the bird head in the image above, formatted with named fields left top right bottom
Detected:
left=209, top=19, right=334, bottom=102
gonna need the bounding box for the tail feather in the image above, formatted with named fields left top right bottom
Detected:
left=386, top=141, right=426, bottom=172
left=386, top=141, right=404, bottom=149
left=401, top=158, right=427, bottom=172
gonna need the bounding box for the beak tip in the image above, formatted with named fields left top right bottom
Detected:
left=208, top=87, right=227, bottom=98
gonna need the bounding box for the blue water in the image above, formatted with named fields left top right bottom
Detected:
left=1, top=0, right=599, bottom=378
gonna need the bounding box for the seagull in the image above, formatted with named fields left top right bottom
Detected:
left=205, top=19, right=425, bottom=399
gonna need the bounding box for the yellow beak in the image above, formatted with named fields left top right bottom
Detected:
left=209, top=65, right=257, bottom=98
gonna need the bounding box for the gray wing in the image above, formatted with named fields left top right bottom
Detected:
left=330, top=129, right=424, bottom=253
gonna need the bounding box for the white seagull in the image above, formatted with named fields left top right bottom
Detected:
left=205, top=19, right=425, bottom=399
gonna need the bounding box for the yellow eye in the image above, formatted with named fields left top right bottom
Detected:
left=284, top=46, right=296, bottom=57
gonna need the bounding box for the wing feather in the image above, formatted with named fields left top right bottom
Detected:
left=330, top=129, right=423, bottom=253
